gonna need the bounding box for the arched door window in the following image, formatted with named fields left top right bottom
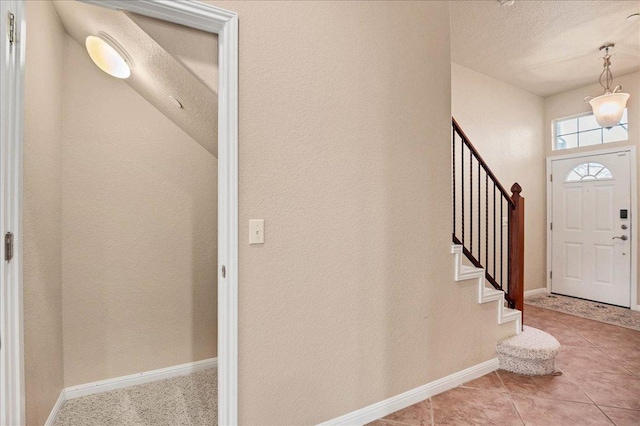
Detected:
left=565, top=162, right=612, bottom=182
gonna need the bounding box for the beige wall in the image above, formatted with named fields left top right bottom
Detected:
left=451, top=63, right=547, bottom=292
left=23, top=1, right=66, bottom=424
left=545, top=71, right=640, bottom=305
left=209, top=2, right=513, bottom=424
left=61, top=34, right=218, bottom=386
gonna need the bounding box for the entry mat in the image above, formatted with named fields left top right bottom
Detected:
left=525, top=292, right=640, bottom=332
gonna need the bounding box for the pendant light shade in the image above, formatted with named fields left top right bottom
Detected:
left=589, top=92, right=630, bottom=128
left=586, top=44, right=630, bottom=128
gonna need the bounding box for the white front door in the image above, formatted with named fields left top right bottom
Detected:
left=551, top=151, right=632, bottom=307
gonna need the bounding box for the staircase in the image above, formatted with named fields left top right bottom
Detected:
left=451, top=244, right=522, bottom=331
left=452, top=118, right=560, bottom=375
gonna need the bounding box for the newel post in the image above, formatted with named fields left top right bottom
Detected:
left=508, top=183, right=525, bottom=326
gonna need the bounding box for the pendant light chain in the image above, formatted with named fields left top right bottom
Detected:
left=599, top=46, right=614, bottom=94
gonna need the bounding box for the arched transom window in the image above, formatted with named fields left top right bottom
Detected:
left=566, top=162, right=612, bottom=182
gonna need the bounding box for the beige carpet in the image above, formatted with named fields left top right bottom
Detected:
left=525, top=292, right=640, bottom=331
left=55, top=368, right=217, bottom=426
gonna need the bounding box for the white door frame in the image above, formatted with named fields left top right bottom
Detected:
left=1, top=1, right=239, bottom=424
left=546, top=146, right=638, bottom=311
left=1, top=1, right=26, bottom=424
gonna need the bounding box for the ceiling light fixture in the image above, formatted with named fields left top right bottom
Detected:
left=498, top=0, right=515, bottom=6
left=584, top=44, right=630, bottom=129
left=85, top=34, right=132, bottom=79
left=627, top=13, right=639, bottom=22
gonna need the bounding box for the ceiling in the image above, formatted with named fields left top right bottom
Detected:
left=451, top=0, right=640, bottom=97
left=52, top=0, right=218, bottom=156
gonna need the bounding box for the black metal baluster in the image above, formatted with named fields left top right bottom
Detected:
left=507, top=204, right=511, bottom=295
left=478, top=162, right=481, bottom=263
left=500, top=197, right=504, bottom=290
left=452, top=129, right=456, bottom=238
left=493, top=183, right=496, bottom=281
left=485, top=171, right=488, bottom=270
left=470, top=149, right=473, bottom=254
left=461, top=140, right=465, bottom=246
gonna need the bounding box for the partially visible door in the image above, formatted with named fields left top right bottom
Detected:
left=551, top=151, right=632, bottom=307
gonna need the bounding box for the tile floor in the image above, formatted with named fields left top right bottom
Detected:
left=369, top=305, right=640, bottom=426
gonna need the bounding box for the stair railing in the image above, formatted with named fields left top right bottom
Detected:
left=452, top=118, right=524, bottom=314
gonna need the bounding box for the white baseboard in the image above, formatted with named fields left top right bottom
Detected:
left=44, top=389, right=66, bottom=426
left=524, top=288, right=549, bottom=298
left=317, top=358, right=499, bottom=426
left=65, top=357, right=218, bottom=400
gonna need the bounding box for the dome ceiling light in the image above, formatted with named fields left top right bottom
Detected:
left=85, top=33, right=133, bottom=79
left=584, top=44, right=630, bottom=129
left=497, top=0, right=516, bottom=6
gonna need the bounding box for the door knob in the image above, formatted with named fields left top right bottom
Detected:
left=612, top=235, right=628, bottom=241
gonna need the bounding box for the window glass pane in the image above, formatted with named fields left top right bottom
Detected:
left=621, top=108, right=628, bottom=124
left=556, top=118, right=577, bottom=135
left=578, top=114, right=600, bottom=132
left=556, top=133, right=577, bottom=150
left=574, top=163, right=589, bottom=177
left=566, top=171, right=582, bottom=181
left=594, top=166, right=612, bottom=179
left=578, top=129, right=601, bottom=147
left=603, top=125, right=628, bottom=143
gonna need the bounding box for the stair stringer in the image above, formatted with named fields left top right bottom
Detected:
left=451, top=244, right=522, bottom=335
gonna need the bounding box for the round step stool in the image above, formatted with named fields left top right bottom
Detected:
left=496, top=326, right=561, bottom=375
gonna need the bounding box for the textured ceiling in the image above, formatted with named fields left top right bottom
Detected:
left=451, top=0, right=640, bottom=97
left=52, top=0, right=218, bottom=156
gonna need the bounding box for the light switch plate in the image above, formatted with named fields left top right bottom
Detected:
left=250, top=219, right=264, bottom=244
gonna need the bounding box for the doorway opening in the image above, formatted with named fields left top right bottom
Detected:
left=0, top=1, right=238, bottom=425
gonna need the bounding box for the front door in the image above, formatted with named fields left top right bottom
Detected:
left=551, top=151, right=632, bottom=307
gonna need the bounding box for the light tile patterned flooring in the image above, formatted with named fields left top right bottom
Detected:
left=370, top=305, right=640, bottom=426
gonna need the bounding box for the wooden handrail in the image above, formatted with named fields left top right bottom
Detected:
left=452, top=118, right=514, bottom=207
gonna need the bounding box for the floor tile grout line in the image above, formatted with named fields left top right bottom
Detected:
left=556, top=344, right=638, bottom=377
left=594, top=404, right=620, bottom=425
left=495, top=371, right=525, bottom=426
left=593, top=345, right=640, bottom=377
left=494, top=370, right=509, bottom=392
left=597, top=404, right=640, bottom=412
left=503, top=389, right=594, bottom=406
left=587, top=345, right=637, bottom=376
left=429, top=397, right=434, bottom=426
left=504, top=391, right=525, bottom=426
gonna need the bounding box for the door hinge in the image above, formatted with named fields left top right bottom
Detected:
left=5, top=232, right=13, bottom=262
left=550, top=222, right=553, bottom=231
left=550, top=271, right=553, bottom=279
left=7, top=12, right=16, bottom=45
left=550, top=174, right=553, bottom=182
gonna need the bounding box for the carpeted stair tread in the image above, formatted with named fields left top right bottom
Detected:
left=496, top=326, right=560, bottom=375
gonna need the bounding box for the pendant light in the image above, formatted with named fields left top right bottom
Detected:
left=585, top=44, right=630, bottom=129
